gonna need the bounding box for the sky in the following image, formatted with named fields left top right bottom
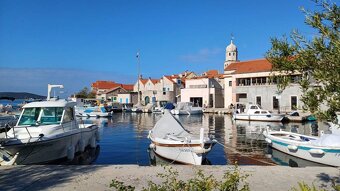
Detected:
left=0, top=0, right=319, bottom=96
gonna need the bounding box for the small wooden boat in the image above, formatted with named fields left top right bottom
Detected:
left=148, top=110, right=216, bottom=165
left=263, top=128, right=340, bottom=167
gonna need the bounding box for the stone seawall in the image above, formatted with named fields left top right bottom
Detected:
left=0, top=165, right=339, bottom=191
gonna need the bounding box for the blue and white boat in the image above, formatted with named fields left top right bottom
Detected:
left=263, top=128, right=340, bottom=167
left=76, top=105, right=112, bottom=117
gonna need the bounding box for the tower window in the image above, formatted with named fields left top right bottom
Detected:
left=229, top=53, right=231, bottom=56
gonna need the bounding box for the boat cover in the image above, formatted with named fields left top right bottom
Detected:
left=152, top=110, right=190, bottom=139
left=312, top=134, right=340, bottom=147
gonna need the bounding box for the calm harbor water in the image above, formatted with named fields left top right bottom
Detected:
left=80, top=112, right=328, bottom=167
left=0, top=98, right=329, bottom=166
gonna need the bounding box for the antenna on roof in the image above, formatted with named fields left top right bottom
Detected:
left=231, top=33, right=234, bottom=43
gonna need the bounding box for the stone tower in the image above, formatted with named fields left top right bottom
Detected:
left=224, top=40, right=238, bottom=69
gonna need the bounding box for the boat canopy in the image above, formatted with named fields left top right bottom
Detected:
left=152, top=110, right=190, bottom=139
left=23, top=99, right=76, bottom=108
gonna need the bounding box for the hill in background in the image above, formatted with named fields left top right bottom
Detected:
left=0, top=92, right=46, bottom=100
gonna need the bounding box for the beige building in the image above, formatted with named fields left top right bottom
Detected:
left=180, top=70, right=225, bottom=108
left=132, top=72, right=197, bottom=106
left=223, top=41, right=303, bottom=112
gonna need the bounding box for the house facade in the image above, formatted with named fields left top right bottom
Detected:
left=133, top=76, right=182, bottom=105
left=91, top=80, right=134, bottom=102
left=223, top=41, right=303, bottom=112
left=180, top=70, right=224, bottom=108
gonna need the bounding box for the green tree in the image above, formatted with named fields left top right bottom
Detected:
left=266, top=0, right=340, bottom=120
left=75, top=87, right=91, bottom=98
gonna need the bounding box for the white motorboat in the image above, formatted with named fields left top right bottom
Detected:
left=76, top=105, right=111, bottom=117
left=233, top=104, right=285, bottom=122
left=131, top=103, right=143, bottom=113
left=263, top=128, right=340, bottom=167
left=148, top=110, right=216, bottom=165
left=170, top=102, right=203, bottom=115
left=0, top=85, right=99, bottom=165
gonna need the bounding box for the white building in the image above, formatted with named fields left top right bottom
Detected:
left=133, top=76, right=183, bottom=105
left=223, top=41, right=303, bottom=112
left=180, top=70, right=224, bottom=108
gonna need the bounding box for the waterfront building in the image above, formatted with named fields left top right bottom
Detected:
left=223, top=41, right=303, bottom=113
left=132, top=71, right=196, bottom=106
left=180, top=70, right=224, bottom=108
left=91, top=80, right=134, bottom=102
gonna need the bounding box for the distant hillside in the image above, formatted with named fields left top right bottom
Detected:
left=0, top=92, right=46, bottom=100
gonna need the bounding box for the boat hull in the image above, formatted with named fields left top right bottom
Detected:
left=0, top=127, right=98, bottom=165
left=170, top=109, right=203, bottom=115
left=150, top=141, right=213, bottom=165
left=234, top=114, right=284, bottom=122
left=264, top=133, right=340, bottom=167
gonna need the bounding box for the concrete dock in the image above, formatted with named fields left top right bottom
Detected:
left=0, top=165, right=339, bottom=191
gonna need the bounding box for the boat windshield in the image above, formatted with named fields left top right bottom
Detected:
left=18, top=107, right=63, bottom=126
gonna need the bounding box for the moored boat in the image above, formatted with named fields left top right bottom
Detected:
left=233, top=104, right=285, bottom=122
left=148, top=110, right=216, bottom=165
left=170, top=102, right=203, bottom=115
left=76, top=105, right=112, bottom=117
left=0, top=85, right=99, bottom=165
left=263, top=128, right=340, bottom=167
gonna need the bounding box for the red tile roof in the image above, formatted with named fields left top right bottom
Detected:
left=150, top=79, right=159, bottom=84
left=121, top=84, right=134, bottom=91
left=140, top=79, right=148, bottom=85
left=224, top=58, right=272, bottom=74
left=91, top=81, right=118, bottom=89
left=91, top=81, right=134, bottom=92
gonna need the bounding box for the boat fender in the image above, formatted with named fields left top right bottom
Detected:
left=265, top=138, right=272, bottom=144
left=309, top=149, right=324, bottom=155
left=67, top=146, right=75, bottom=161
left=199, top=128, right=204, bottom=147
left=78, top=140, right=85, bottom=152
left=287, top=145, right=298, bottom=151
left=90, top=137, right=97, bottom=148
left=149, top=143, right=155, bottom=149
left=194, top=147, right=211, bottom=154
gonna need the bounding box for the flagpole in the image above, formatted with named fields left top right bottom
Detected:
left=137, top=50, right=141, bottom=104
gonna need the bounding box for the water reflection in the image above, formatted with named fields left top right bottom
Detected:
left=74, top=113, right=330, bottom=166
left=148, top=149, right=212, bottom=166
left=49, top=145, right=100, bottom=165
left=265, top=146, right=326, bottom=167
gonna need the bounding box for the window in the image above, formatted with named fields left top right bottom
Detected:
left=120, top=98, right=122, bottom=103
left=229, top=53, right=231, bottom=56
left=273, top=97, right=279, bottom=110
left=250, top=106, right=258, bottom=109
left=254, top=111, right=260, bottom=114
left=256, top=96, right=261, bottom=106
left=229, top=81, right=232, bottom=86
left=261, top=111, right=267, bottom=114
left=18, top=107, right=63, bottom=126
left=63, top=107, right=74, bottom=123
left=41, top=107, right=63, bottom=124
left=291, top=96, right=298, bottom=110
